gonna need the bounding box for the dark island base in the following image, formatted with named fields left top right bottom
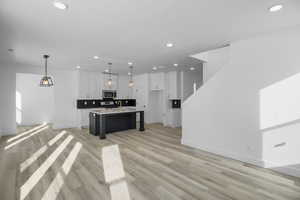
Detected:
left=89, top=111, right=145, bottom=139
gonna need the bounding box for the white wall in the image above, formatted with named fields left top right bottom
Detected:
left=181, top=69, right=203, bottom=101
left=0, top=62, right=201, bottom=135
left=182, top=25, right=300, bottom=177
left=16, top=73, right=54, bottom=126
left=191, top=46, right=230, bottom=83
left=118, top=75, right=133, bottom=99
left=0, top=66, right=16, bottom=135
left=0, top=64, right=80, bottom=134
left=52, top=70, right=79, bottom=129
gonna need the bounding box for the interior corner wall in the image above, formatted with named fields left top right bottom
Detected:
left=52, top=70, right=79, bottom=129
left=0, top=64, right=91, bottom=133
left=191, top=46, right=230, bottom=84
left=182, top=25, right=300, bottom=177
left=181, top=68, right=203, bottom=101
left=204, top=47, right=230, bottom=83
left=16, top=73, right=55, bottom=126
left=0, top=65, right=16, bottom=135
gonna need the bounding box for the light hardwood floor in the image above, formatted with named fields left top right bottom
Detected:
left=1, top=124, right=300, bottom=200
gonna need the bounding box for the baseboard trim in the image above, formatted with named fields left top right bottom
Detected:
left=182, top=139, right=300, bottom=178
left=53, top=123, right=78, bottom=130
left=182, top=139, right=264, bottom=167
left=263, top=160, right=300, bottom=178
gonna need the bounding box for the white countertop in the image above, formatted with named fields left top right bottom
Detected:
left=91, top=107, right=144, bottom=115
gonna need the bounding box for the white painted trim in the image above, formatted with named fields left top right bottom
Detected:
left=182, top=139, right=264, bottom=167
left=182, top=139, right=300, bottom=178
left=263, top=160, right=300, bottom=178
left=52, top=122, right=78, bottom=130
left=1, top=129, right=18, bottom=136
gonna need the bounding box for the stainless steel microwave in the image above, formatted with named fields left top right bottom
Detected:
left=102, top=90, right=117, bottom=99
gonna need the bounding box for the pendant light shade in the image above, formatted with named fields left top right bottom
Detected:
left=128, top=65, right=134, bottom=87
left=128, top=80, right=134, bottom=87
left=40, top=55, right=54, bottom=87
left=107, top=62, right=113, bottom=87
left=107, top=78, right=113, bottom=86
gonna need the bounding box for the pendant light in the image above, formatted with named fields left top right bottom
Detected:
left=40, top=55, right=54, bottom=87
left=107, top=62, right=113, bottom=87
left=128, top=65, right=134, bottom=87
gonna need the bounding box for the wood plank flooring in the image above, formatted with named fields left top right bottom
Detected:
left=1, top=124, right=300, bottom=200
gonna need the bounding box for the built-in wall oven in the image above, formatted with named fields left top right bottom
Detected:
left=102, top=90, right=117, bottom=99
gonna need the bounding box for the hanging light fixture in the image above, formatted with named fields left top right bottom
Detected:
left=107, top=62, right=113, bottom=87
left=128, top=65, right=134, bottom=87
left=40, top=55, right=54, bottom=87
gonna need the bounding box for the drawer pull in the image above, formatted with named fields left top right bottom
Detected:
left=274, top=142, right=286, bottom=148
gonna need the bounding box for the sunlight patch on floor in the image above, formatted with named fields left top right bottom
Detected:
left=6, top=123, right=47, bottom=143
left=20, top=130, right=66, bottom=172
left=109, top=180, right=131, bottom=200
left=5, top=126, right=49, bottom=150
left=41, top=142, right=82, bottom=200
left=102, top=145, right=125, bottom=183
left=102, top=144, right=131, bottom=200
left=20, top=135, right=73, bottom=200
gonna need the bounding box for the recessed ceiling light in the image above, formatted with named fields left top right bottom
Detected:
left=76, top=65, right=80, bottom=69
left=190, top=67, right=195, bottom=71
left=174, top=63, right=178, bottom=67
left=53, top=1, right=68, bottom=10
left=93, top=56, right=99, bottom=59
left=166, top=43, right=174, bottom=48
left=152, top=67, right=157, bottom=70
left=269, top=4, right=283, bottom=12
left=128, top=72, right=132, bottom=76
left=105, top=69, right=109, bottom=73
left=128, top=62, right=133, bottom=66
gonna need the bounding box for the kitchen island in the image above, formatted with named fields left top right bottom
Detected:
left=89, top=107, right=145, bottom=139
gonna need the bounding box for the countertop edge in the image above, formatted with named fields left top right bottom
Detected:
left=90, top=110, right=144, bottom=115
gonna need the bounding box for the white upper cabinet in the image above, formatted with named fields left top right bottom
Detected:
left=150, top=72, right=164, bottom=91
left=78, top=71, right=102, bottom=99
left=167, top=71, right=180, bottom=99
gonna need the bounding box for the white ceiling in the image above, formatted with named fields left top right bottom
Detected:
left=0, top=0, right=300, bottom=74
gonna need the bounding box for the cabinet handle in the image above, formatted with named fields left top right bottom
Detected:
left=274, top=142, right=286, bottom=148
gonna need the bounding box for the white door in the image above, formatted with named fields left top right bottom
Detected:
left=133, top=74, right=149, bottom=122
left=133, top=74, right=148, bottom=109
